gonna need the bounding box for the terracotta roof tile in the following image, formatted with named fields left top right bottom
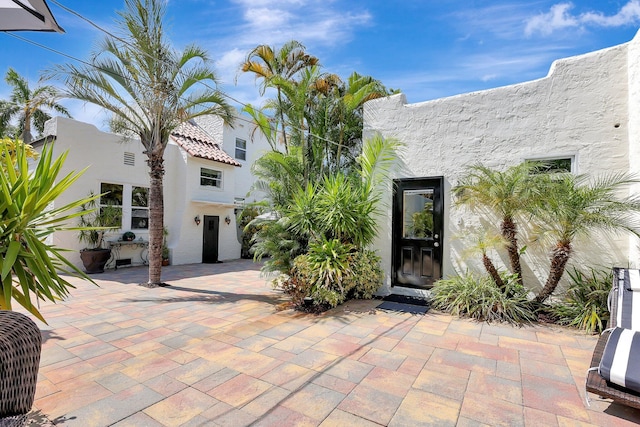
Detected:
left=170, top=120, right=241, bottom=167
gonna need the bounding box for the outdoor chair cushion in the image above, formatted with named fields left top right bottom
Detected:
left=614, top=268, right=640, bottom=330
left=598, top=327, right=640, bottom=394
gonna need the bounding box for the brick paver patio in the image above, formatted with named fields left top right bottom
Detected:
left=18, top=259, right=640, bottom=426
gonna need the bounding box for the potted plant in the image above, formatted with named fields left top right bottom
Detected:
left=77, top=194, right=120, bottom=273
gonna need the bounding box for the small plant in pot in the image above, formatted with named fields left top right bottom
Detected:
left=78, top=194, right=120, bottom=273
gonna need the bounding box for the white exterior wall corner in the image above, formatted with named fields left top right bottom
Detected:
left=628, top=30, right=640, bottom=266
left=364, top=34, right=638, bottom=296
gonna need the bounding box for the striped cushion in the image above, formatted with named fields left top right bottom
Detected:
left=615, top=268, right=640, bottom=330
left=599, top=327, right=640, bottom=393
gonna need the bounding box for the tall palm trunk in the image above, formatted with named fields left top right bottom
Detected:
left=535, top=242, right=572, bottom=303
left=147, top=151, right=165, bottom=286
left=501, top=217, right=523, bottom=286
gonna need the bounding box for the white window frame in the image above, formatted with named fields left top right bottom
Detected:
left=200, top=167, right=223, bottom=189
left=131, top=186, right=149, bottom=230
left=100, top=182, right=150, bottom=232
left=235, top=137, right=247, bottom=161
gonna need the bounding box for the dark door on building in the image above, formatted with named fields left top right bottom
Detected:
left=392, top=177, right=444, bottom=288
left=202, top=215, right=220, bottom=263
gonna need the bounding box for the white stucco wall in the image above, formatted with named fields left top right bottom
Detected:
left=364, top=32, right=640, bottom=296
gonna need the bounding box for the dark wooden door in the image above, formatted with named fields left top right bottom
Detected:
left=392, top=177, right=444, bottom=288
left=202, top=215, right=220, bottom=263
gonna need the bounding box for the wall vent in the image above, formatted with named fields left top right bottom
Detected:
left=124, top=152, right=135, bottom=166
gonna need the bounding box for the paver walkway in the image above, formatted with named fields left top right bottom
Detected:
left=20, top=260, right=640, bottom=426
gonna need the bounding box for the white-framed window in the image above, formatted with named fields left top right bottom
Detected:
left=526, top=156, right=574, bottom=174
left=100, top=182, right=149, bottom=231
left=235, top=138, right=246, bottom=161
left=131, top=186, right=149, bottom=230
left=201, top=167, right=222, bottom=188
left=100, top=182, right=123, bottom=228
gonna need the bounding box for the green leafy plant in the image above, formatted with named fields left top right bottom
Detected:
left=277, top=244, right=384, bottom=312
left=0, top=143, right=94, bottom=322
left=344, top=249, right=383, bottom=300
left=548, top=266, right=611, bottom=334
left=430, top=271, right=536, bottom=325
left=77, top=194, right=121, bottom=250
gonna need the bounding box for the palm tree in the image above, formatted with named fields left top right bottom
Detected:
left=241, top=40, right=319, bottom=152
left=532, top=173, right=640, bottom=303
left=0, top=68, right=70, bottom=144
left=453, top=163, right=540, bottom=286
left=49, top=0, right=234, bottom=286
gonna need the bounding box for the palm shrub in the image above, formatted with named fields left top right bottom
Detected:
left=454, top=163, right=541, bottom=286
left=531, top=173, right=640, bottom=303
left=0, top=142, right=94, bottom=322
left=430, top=271, right=537, bottom=325
left=281, top=242, right=383, bottom=310
left=547, top=266, right=611, bottom=334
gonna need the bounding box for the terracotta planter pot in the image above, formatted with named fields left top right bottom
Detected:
left=79, top=248, right=111, bottom=274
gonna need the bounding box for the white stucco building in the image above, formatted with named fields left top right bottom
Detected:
left=36, top=112, right=270, bottom=271
left=364, top=30, right=640, bottom=297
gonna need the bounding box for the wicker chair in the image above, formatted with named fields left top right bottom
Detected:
left=586, top=268, right=640, bottom=409
left=0, top=311, right=42, bottom=426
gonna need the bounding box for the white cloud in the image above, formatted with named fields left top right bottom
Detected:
left=582, top=0, right=640, bottom=27
left=525, top=1, right=640, bottom=36
left=525, top=3, right=578, bottom=36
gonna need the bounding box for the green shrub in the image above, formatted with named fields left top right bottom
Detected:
left=275, top=244, right=384, bottom=311
left=345, top=249, right=383, bottom=299
left=430, top=271, right=536, bottom=325
left=548, top=267, right=611, bottom=334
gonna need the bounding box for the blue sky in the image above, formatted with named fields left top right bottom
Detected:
left=1, top=0, right=640, bottom=128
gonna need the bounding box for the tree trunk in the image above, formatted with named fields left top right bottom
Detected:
left=534, top=242, right=572, bottom=304
left=22, top=111, right=31, bottom=145
left=482, top=252, right=504, bottom=290
left=501, top=217, right=523, bottom=286
left=147, top=151, right=165, bottom=286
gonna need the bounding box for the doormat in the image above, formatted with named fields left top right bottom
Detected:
left=376, top=294, right=430, bottom=314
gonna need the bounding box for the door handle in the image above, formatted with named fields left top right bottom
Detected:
left=434, top=234, right=439, bottom=240
left=434, top=242, right=440, bottom=247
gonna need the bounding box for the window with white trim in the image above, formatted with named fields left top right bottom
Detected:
left=201, top=168, right=222, bottom=188
left=100, top=183, right=123, bottom=228
left=131, top=186, right=149, bottom=229
left=99, top=182, right=149, bottom=231
left=235, top=138, right=246, bottom=161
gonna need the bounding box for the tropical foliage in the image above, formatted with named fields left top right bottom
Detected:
left=0, top=141, right=94, bottom=323
left=242, top=40, right=398, bottom=310
left=0, top=68, right=71, bottom=143
left=547, top=267, right=611, bottom=334
left=453, top=163, right=640, bottom=303
left=49, top=0, right=233, bottom=286
left=439, top=162, right=640, bottom=324
left=431, top=271, right=536, bottom=325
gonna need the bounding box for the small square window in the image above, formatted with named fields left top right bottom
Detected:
left=201, top=168, right=222, bottom=188
left=235, top=138, right=246, bottom=161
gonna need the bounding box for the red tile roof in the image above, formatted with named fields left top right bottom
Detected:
left=170, top=120, right=241, bottom=167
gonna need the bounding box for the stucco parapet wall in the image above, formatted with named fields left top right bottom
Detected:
left=365, top=40, right=629, bottom=173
